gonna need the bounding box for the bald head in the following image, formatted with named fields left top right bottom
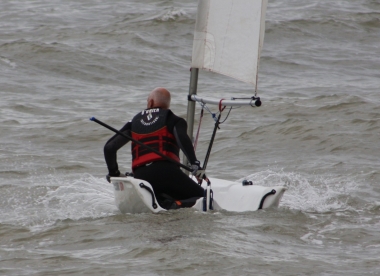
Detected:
left=147, top=87, right=171, bottom=109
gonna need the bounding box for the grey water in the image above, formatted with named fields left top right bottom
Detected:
left=1, top=0, right=379, bottom=275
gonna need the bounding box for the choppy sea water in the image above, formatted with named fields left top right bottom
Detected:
left=1, top=0, right=379, bottom=275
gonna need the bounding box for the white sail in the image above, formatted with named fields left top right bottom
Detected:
left=191, top=0, right=268, bottom=89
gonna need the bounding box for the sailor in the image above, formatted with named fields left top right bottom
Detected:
left=104, top=87, right=205, bottom=204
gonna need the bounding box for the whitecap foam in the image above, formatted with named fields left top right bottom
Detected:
left=0, top=174, right=117, bottom=232
left=0, top=56, right=17, bottom=68
left=159, top=8, right=186, bottom=22
left=239, top=169, right=358, bottom=213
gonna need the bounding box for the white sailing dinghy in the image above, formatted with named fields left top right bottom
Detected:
left=94, top=0, right=286, bottom=213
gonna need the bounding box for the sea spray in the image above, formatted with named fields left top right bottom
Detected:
left=241, top=169, right=358, bottom=213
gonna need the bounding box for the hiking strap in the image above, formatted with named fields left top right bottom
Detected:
left=258, top=189, right=276, bottom=210
left=139, top=183, right=158, bottom=209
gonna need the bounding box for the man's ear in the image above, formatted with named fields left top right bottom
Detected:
left=147, top=99, right=154, bottom=109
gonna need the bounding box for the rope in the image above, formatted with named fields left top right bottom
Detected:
left=193, top=107, right=204, bottom=151
left=193, top=98, right=241, bottom=153
left=218, top=99, right=226, bottom=112
left=220, top=106, right=233, bottom=124
left=195, top=100, right=241, bottom=127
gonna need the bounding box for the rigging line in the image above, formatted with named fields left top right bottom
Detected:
left=196, top=99, right=242, bottom=126
left=193, top=106, right=204, bottom=151
left=219, top=106, right=233, bottom=124
left=220, top=105, right=242, bottom=124
left=197, top=102, right=240, bottom=125
left=202, top=113, right=221, bottom=171
left=198, top=102, right=219, bottom=122
left=202, top=102, right=215, bottom=116
left=218, top=98, right=226, bottom=112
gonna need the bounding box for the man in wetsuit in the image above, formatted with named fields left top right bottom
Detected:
left=104, top=87, right=205, bottom=204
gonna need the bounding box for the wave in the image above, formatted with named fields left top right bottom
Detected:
left=0, top=39, right=63, bottom=55
left=317, top=96, right=367, bottom=111
left=0, top=56, right=17, bottom=68
left=156, top=8, right=188, bottom=22
left=117, top=7, right=191, bottom=25
left=265, top=9, right=380, bottom=39
left=0, top=174, right=116, bottom=232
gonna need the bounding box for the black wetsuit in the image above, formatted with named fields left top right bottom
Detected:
left=104, top=108, right=204, bottom=201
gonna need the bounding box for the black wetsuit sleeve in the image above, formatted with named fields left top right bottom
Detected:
left=172, top=119, right=198, bottom=165
left=104, top=122, right=131, bottom=175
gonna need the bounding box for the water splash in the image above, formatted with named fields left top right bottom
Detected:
left=240, top=169, right=358, bottom=213
left=0, top=174, right=116, bottom=232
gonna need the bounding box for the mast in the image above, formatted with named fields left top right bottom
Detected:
left=182, top=68, right=199, bottom=173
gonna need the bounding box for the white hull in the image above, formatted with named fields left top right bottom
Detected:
left=111, top=176, right=286, bottom=214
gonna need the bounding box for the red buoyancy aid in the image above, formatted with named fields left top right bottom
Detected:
left=131, top=108, right=180, bottom=170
